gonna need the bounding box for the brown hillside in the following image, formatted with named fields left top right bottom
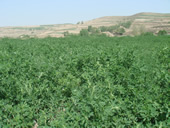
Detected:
left=0, top=12, right=170, bottom=38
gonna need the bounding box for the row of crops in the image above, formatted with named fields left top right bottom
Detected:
left=0, top=35, right=169, bottom=127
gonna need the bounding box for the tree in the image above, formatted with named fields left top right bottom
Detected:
left=88, top=26, right=93, bottom=32
left=80, top=29, right=89, bottom=36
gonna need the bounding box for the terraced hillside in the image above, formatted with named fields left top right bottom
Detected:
left=0, top=12, right=170, bottom=38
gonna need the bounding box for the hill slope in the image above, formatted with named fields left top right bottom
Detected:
left=0, top=12, right=170, bottom=38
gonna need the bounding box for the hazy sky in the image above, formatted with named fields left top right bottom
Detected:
left=0, top=0, right=170, bottom=27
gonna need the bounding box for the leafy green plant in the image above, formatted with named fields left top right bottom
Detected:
left=0, top=35, right=169, bottom=127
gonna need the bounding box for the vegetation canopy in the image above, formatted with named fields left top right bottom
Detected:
left=0, top=35, right=169, bottom=127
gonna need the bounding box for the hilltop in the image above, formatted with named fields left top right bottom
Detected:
left=0, top=12, right=170, bottom=38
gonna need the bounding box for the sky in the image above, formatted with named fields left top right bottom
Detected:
left=0, top=0, right=170, bottom=27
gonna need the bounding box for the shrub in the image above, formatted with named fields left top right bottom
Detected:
left=80, top=29, right=89, bottom=36
left=141, top=32, right=154, bottom=36
left=119, top=21, right=132, bottom=28
left=100, top=26, right=108, bottom=32
left=87, top=26, right=101, bottom=35
left=63, top=31, right=70, bottom=37
left=108, top=25, right=119, bottom=33
left=88, top=26, right=93, bottom=32
left=99, top=25, right=119, bottom=33
left=158, top=30, right=167, bottom=36
left=115, top=28, right=125, bottom=35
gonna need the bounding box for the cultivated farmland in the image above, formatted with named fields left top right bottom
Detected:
left=0, top=35, right=169, bottom=127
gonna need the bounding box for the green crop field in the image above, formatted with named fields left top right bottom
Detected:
left=0, top=35, right=169, bottom=127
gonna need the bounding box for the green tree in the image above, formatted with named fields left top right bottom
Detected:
left=80, top=29, right=89, bottom=36
left=88, top=26, right=93, bottom=32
